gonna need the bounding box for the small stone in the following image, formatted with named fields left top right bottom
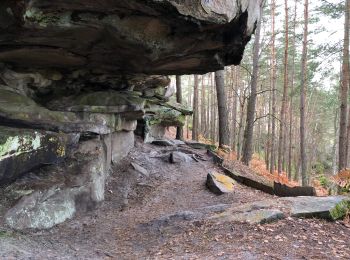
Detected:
left=131, top=162, right=149, bottom=177
left=169, top=151, right=193, bottom=164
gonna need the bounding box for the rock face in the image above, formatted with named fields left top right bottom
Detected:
left=4, top=138, right=111, bottom=230
left=0, top=126, right=78, bottom=184
left=0, top=0, right=263, bottom=229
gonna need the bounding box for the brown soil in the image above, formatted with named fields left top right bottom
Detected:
left=0, top=139, right=349, bottom=259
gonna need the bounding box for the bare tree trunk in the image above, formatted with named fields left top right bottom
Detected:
left=187, top=76, right=193, bottom=140
left=232, top=67, right=239, bottom=151
left=266, top=72, right=272, bottom=170
left=201, top=75, right=207, bottom=137
left=333, top=109, right=340, bottom=174
left=288, top=0, right=298, bottom=180
left=210, top=73, right=216, bottom=142
left=339, top=0, right=350, bottom=171
left=215, top=70, right=230, bottom=148
left=175, top=75, right=184, bottom=140
left=206, top=74, right=211, bottom=139
left=277, top=0, right=289, bottom=174
left=300, top=0, right=309, bottom=186
left=241, top=9, right=262, bottom=165
left=270, top=0, right=277, bottom=175
left=342, top=0, right=350, bottom=170
left=192, top=75, right=199, bottom=141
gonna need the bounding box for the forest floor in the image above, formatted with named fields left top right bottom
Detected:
left=0, top=139, right=350, bottom=259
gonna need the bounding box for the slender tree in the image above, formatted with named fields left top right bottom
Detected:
left=288, top=0, right=298, bottom=179
left=231, top=67, right=238, bottom=150
left=215, top=70, right=230, bottom=148
left=270, top=0, right=277, bottom=175
left=340, top=0, right=350, bottom=171
left=201, top=76, right=207, bottom=136
left=192, top=75, right=199, bottom=141
left=278, top=0, right=289, bottom=174
left=241, top=6, right=263, bottom=165
left=300, top=0, right=309, bottom=186
left=176, top=75, right=184, bottom=140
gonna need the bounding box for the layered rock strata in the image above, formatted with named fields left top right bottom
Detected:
left=0, top=0, right=263, bottom=229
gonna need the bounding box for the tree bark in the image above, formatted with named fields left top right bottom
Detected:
left=300, top=0, right=309, bottom=186
left=215, top=70, right=230, bottom=148
left=277, top=0, right=289, bottom=174
left=270, top=0, right=277, bottom=175
left=241, top=8, right=262, bottom=165
left=340, top=0, right=350, bottom=171
left=210, top=73, right=216, bottom=142
left=201, top=75, right=207, bottom=137
left=288, top=0, right=298, bottom=180
left=232, top=67, right=239, bottom=151
left=192, top=75, right=199, bottom=141
left=175, top=75, right=184, bottom=140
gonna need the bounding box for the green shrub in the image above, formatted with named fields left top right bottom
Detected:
left=319, top=175, right=329, bottom=188
left=330, top=200, right=350, bottom=220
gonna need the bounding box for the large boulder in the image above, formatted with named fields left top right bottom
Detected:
left=5, top=187, right=76, bottom=230
left=4, top=138, right=110, bottom=230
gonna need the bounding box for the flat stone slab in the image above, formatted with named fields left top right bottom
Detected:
left=152, top=139, right=185, bottom=147
left=185, top=141, right=215, bottom=150
left=206, top=172, right=235, bottom=195
left=213, top=209, right=285, bottom=225
left=282, top=196, right=350, bottom=219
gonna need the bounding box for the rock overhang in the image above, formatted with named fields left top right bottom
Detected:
left=0, top=0, right=264, bottom=229
left=0, top=0, right=264, bottom=75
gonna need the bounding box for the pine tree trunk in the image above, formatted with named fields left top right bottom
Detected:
left=288, top=0, right=298, bottom=180
left=270, top=0, right=277, bottom=175
left=215, top=70, right=230, bottom=148
left=232, top=67, right=239, bottom=151
left=333, top=109, right=339, bottom=174
left=192, top=75, right=199, bottom=141
left=175, top=75, right=184, bottom=140
left=300, top=0, right=309, bottom=186
left=206, top=74, right=211, bottom=139
left=277, top=0, right=289, bottom=174
left=340, top=0, right=350, bottom=170
left=241, top=9, right=262, bottom=165
left=201, top=75, right=207, bottom=137
left=210, top=73, right=216, bottom=142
